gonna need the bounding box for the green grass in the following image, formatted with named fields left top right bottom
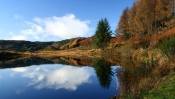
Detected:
left=143, top=75, right=175, bottom=99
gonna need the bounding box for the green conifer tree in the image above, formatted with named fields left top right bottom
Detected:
left=92, top=18, right=112, bottom=49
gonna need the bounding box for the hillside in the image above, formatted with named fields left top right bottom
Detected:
left=0, top=40, right=54, bottom=52
left=56, top=27, right=175, bottom=50
left=0, top=38, right=82, bottom=52
left=1, top=27, right=175, bottom=53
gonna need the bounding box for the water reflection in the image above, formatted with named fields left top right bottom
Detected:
left=0, top=56, right=92, bottom=69
left=92, top=58, right=114, bottom=89
left=116, top=57, right=174, bottom=98
left=0, top=57, right=54, bottom=69
left=12, top=65, right=92, bottom=91
left=1, top=55, right=172, bottom=98
left=0, top=56, right=120, bottom=99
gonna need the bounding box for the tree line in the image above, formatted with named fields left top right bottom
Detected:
left=117, top=0, right=175, bottom=40
left=92, top=0, right=175, bottom=49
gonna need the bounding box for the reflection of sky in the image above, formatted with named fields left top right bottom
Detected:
left=11, top=65, right=93, bottom=91
left=0, top=64, right=119, bottom=99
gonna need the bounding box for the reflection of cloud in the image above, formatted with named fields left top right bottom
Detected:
left=36, top=66, right=91, bottom=90
left=20, top=66, right=91, bottom=91
left=12, top=67, right=28, bottom=72
left=116, top=76, right=120, bottom=90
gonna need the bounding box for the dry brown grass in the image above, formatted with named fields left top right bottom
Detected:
left=60, top=42, right=71, bottom=50
left=78, top=37, right=93, bottom=47
left=69, top=39, right=79, bottom=48
left=120, top=27, right=175, bottom=45
left=21, top=47, right=102, bottom=59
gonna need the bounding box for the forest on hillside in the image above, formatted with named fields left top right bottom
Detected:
left=117, top=0, right=175, bottom=41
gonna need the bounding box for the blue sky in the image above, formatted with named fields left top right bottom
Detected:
left=0, top=0, right=134, bottom=41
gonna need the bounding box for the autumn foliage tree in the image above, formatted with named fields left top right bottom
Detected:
left=128, top=2, right=137, bottom=37
left=118, top=7, right=130, bottom=40
left=116, top=0, right=175, bottom=41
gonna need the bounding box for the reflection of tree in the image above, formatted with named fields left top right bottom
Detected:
left=118, top=62, right=160, bottom=98
left=92, top=58, right=113, bottom=89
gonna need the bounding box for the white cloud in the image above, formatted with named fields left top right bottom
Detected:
left=11, top=36, right=27, bottom=40
left=21, top=22, right=44, bottom=35
left=19, top=14, right=90, bottom=40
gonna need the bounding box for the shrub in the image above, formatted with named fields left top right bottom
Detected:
left=132, top=48, right=148, bottom=63
left=160, top=36, right=175, bottom=55
left=120, top=44, right=134, bottom=58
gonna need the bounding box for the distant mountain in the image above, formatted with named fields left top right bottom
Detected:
left=0, top=37, right=86, bottom=52
left=0, top=40, right=53, bottom=52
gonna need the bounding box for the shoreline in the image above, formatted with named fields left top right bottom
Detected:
left=19, top=49, right=103, bottom=58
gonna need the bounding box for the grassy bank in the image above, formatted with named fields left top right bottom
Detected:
left=143, top=74, right=175, bottom=99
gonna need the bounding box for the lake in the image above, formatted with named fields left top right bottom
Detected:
left=0, top=57, right=121, bottom=99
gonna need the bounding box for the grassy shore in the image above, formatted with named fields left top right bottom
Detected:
left=20, top=48, right=103, bottom=58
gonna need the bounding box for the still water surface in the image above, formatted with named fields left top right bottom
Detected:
left=0, top=58, right=121, bottom=99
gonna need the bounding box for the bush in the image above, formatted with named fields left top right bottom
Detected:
left=120, top=44, right=134, bottom=58
left=160, top=36, right=175, bottom=55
